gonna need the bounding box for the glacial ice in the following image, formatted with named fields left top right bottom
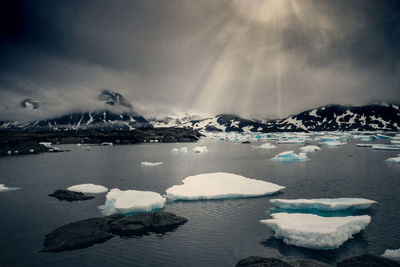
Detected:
left=353, top=135, right=376, bottom=141
left=382, top=248, right=400, bottom=261
left=377, top=134, right=392, bottom=139
left=260, top=213, right=371, bottom=250
left=278, top=139, right=305, bottom=144
left=141, top=161, right=164, bottom=166
left=67, top=184, right=108, bottom=194
left=386, top=155, right=400, bottom=164
left=319, top=140, right=345, bottom=146
left=192, top=146, right=208, bottom=153
left=372, top=144, right=400, bottom=151
left=100, top=188, right=166, bottom=215
left=171, top=148, right=179, bottom=152
left=0, top=184, right=21, bottom=192
left=271, top=151, right=308, bottom=162
left=165, top=172, right=285, bottom=200
left=270, top=198, right=376, bottom=211
left=179, top=147, right=188, bottom=153
left=251, top=143, right=277, bottom=149
left=299, top=145, right=321, bottom=152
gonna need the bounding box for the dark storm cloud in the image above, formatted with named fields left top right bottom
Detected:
left=0, top=0, right=399, bottom=121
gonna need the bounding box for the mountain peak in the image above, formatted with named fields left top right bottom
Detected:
left=20, top=99, right=40, bottom=110
left=97, top=89, right=132, bottom=109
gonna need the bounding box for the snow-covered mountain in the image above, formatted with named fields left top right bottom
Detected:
left=0, top=90, right=150, bottom=131
left=149, top=104, right=400, bottom=132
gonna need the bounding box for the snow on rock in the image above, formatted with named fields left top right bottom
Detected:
left=382, top=248, right=400, bottom=261
left=165, top=172, right=285, bottom=201
left=141, top=161, right=164, bottom=166
left=260, top=213, right=371, bottom=250
left=271, top=151, right=308, bottom=162
left=251, top=143, right=277, bottom=149
left=192, top=146, right=208, bottom=153
left=100, top=188, right=166, bottom=215
left=0, top=184, right=21, bottom=192
left=270, top=198, right=376, bottom=211
left=67, top=184, right=108, bottom=194
left=299, top=145, right=321, bottom=152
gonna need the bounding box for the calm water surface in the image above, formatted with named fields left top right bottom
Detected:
left=0, top=138, right=399, bottom=266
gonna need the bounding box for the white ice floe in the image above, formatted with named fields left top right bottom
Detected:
left=67, top=183, right=108, bottom=194
left=299, top=145, right=321, bottom=152
left=319, top=140, right=346, bottom=147
left=353, top=135, right=376, bottom=141
left=39, top=142, right=52, bottom=147
left=260, top=213, right=371, bottom=250
left=165, top=172, right=285, bottom=200
left=356, top=143, right=374, bottom=147
left=192, top=146, right=208, bottom=153
left=101, top=142, right=113, bottom=146
left=100, top=188, right=166, bottom=215
left=278, top=139, right=305, bottom=144
left=0, top=184, right=21, bottom=192
left=270, top=198, right=376, bottom=211
left=171, top=148, right=179, bottom=152
left=382, top=248, right=400, bottom=261
left=372, top=144, right=400, bottom=151
left=271, top=151, right=308, bottom=162
left=386, top=155, right=400, bottom=164
left=179, top=147, right=188, bottom=153
left=141, top=161, right=164, bottom=166
left=251, top=143, right=277, bottom=149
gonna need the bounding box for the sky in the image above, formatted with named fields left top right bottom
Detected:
left=0, top=0, right=399, bottom=121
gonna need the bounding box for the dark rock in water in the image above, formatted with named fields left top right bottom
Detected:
left=236, top=256, right=292, bottom=267
left=42, top=212, right=187, bottom=252
left=290, top=259, right=333, bottom=267
left=48, top=189, right=95, bottom=201
left=241, top=141, right=251, bottom=144
left=337, top=254, right=400, bottom=267
left=108, top=211, right=188, bottom=236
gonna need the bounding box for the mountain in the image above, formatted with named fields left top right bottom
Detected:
left=1, top=90, right=150, bottom=131
left=149, top=104, right=400, bottom=132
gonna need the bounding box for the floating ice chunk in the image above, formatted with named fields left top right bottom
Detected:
left=101, top=142, right=113, bottom=146
left=377, top=134, right=392, bottom=140
left=278, top=139, right=305, bottom=144
left=39, top=142, right=52, bottom=147
left=391, top=140, right=400, bottom=144
left=319, top=140, right=345, bottom=146
left=260, top=213, right=371, bottom=250
left=251, top=143, right=277, bottom=149
left=67, top=184, right=108, bottom=194
left=386, top=156, right=400, bottom=164
left=353, top=135, right=376, bottom=141
left=165, top=172, right=285, bottom=201
left=373, top=144, right=400, bottom=151
left=356, top=143, right=374, bottom=147
left=382, top=248, right=400, bottom=261
left=100, top=188, right=166, bottom=215
left=271, top=151, right=308, bottom=162
left=171, top=148, right=179, bottom=152
left=192, top=146, right=208, bottom=153
left=270, top=198, right=376, bottom=211
left=299, top=145, right=321, bottom=152
left=0, top=184, right=21, bottom=192
left=141, top=161, right=164, bottom=166
left=179, top=147, right=188, bottom=153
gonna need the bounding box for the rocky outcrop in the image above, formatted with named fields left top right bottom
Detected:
left=48, top=189, right=95, bottom=201
left=337, top=254, right=400, bottom=267
left=42, top=212, right=187, bottom=252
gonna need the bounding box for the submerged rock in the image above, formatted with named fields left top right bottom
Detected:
left=337, top=254, right=400, bottom=267
left=48, top=189, right=95, bottom=201
left=236, top=256, right=292, bottom=267
left=42, top=211, right=187, bottom=252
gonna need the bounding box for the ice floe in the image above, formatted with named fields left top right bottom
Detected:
left=192, top=146, right=208, bottom=153
left=171, top=148, right=179, bottom=152
left=67, top=184, right=108, bottom=194
left=179, top=147, right=188, bottom=153
left=0, top=184, right=21, bottom=192
left=100, top=188, right=166, bottom=215
left=386, top=155, right=400, bottom=164
left=271, top=151, right=308, bottom=162
left=141, top=161, right=164, bottom=166
left=260, top=213, right=371, bottom=250
left=251, top=143, right=277, bottom=149
left=299, top=145, right=321, bottom=152
left=353, top=135, right=376, bottom=141
left=278, top=139, right=305, bottom=144
left=319, top=140, right=346, bottom=146
left=382, top=248, right=400, bottom=261
left=165, top=172, right=285, bottom=200
left=270, top=198, right=376, bottom=211
left=372, top=144, right=400, bottom=151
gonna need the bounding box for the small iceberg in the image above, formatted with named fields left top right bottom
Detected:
left=101, top=142, right=113, bottom=146
left=278, top=139, right=305, bottom=144
left=0, top=184, right=21, bottom=192
left=179, top=147, right=188, bottom=153
left=270, top=198, right=376, bottom=211
left=100, top=188, right=166, bottom=215
left=353, top=135, right=376, bottom=141
left=260, top=213, right=371, bottom=250
left=271, top=151, right=308, bottom=162
left=171, top=148, right=179, bottom=152
left=386, top=155, right=400, bottom=164
left=192, top=146, right=208, bottom=153
left=319, top=140, right=346, bottom=146
left=67, top=184, right=108, bottom=194
left=299, top=145, right=320, bottom=152
left=372, top=144, right=400, bottom=151
left=165, top=172, right=285, bottom=201
left=377, top=134, right=392, bottom=140
left=382, top=248, right=400, bottom=261
left=141, top=161, right=164, bottom=166
left=251, top=143, right=277, bottom=149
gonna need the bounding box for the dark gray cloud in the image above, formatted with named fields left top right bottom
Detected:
left=0, top=0, right=399, bottom=121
